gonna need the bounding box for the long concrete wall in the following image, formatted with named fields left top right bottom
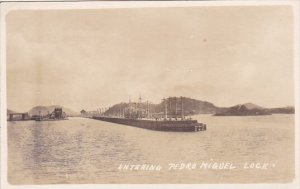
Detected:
left=92, top=116, right=206, bottom=132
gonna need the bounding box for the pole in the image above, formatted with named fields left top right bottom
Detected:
left=149, top=102, right=151, bottom=119
left=147, top=100, right=149, bottom=119
left=169, top=97, right=172, bottom=121
left=181, top=96, right=184, bottom=120
left=163, top=98, right=167, bottom=120
left=175, top=97, right=177, bottom=120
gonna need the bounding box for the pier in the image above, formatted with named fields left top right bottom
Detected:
left=8, top=113, right=31, bottom=121
left=91, top=96, right=207, bottom=132
left=92, top=116, right=206, bottom=132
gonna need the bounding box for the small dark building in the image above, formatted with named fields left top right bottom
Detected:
left=54, top=108, right=63, bottom=119
left=80, top=109, right=87, bottom=115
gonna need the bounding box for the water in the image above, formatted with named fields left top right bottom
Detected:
left=7, top=114, right=294, bottom=184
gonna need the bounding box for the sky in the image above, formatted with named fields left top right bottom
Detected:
left=6, top=6, right=295, bottom=112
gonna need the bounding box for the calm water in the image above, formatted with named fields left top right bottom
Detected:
left=8, top=114, right=294, bottom=184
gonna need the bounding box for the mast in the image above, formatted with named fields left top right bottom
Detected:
left=175, top=97, right=177, bottom=120
left=138, top=95, right=142, bottom=119
left=129, top=98, right=132, bottom=118
left=147, top=100, right=149, bottom=119
left=163, top=98, right=167, bottom=120
left=149, top=102, right=151, bottom=119
left=181, top=96, right=184, bottom=120
left=169, top=96, right=172, bottom=121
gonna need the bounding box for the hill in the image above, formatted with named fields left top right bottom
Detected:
left=104, top=98, right=295, bottom=117
left=241, top=103, right=264, bottom=110
left=105, top=97, right=219, bottom=116
left=215, top=103, right=271, bottom=116
left=157, top=97, right=219, bottom=115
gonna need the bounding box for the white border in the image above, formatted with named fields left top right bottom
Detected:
left=1, top=1, right=299, bottom=189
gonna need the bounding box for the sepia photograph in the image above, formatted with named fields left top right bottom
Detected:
left=0, top=1, right=299, bottom=188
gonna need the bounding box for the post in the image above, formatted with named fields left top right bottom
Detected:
left=138, top=95, right=142, bottom=119
left=163, top=98, right=167, bottom=120
left=181, top=96, right=184, bottom=120
left=147, top=100, right=149, bottom=119
left=129, top=105, right=132, bottom=118
left=175, top=97, right=177, bottom=120
left=169, top=97, right=172, bottom=121
left=149, top=102, right=152, bottom=119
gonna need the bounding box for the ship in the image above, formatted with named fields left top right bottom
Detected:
left=91, top=97, right=206, bottom=132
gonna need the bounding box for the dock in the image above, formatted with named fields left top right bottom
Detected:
left=92, top=116, right=206, bottom=132
left=7, top=113, right=31, bottom=121
left=89, top=96, right=207, bottom=132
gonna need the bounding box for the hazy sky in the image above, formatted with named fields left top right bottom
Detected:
left=6, top=6, right=294, bottom=112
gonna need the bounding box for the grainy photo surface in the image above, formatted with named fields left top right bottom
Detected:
left=1, top=2, right=298, bottom=186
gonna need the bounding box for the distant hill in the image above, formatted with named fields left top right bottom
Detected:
left=19, top=99, right=294, bottom=118
left=241, top=103, right=264, bottom=110
left=104, top=98, right=295, bottom=117
left=28, top=105, right=79, bottom=116
left=105, top=97, right=219, bottom=116
left=265, top=106, right=295, bottom=114
left=158, top=97, right=219, bottom=115
left=214, top=103, right=271, bottom=116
